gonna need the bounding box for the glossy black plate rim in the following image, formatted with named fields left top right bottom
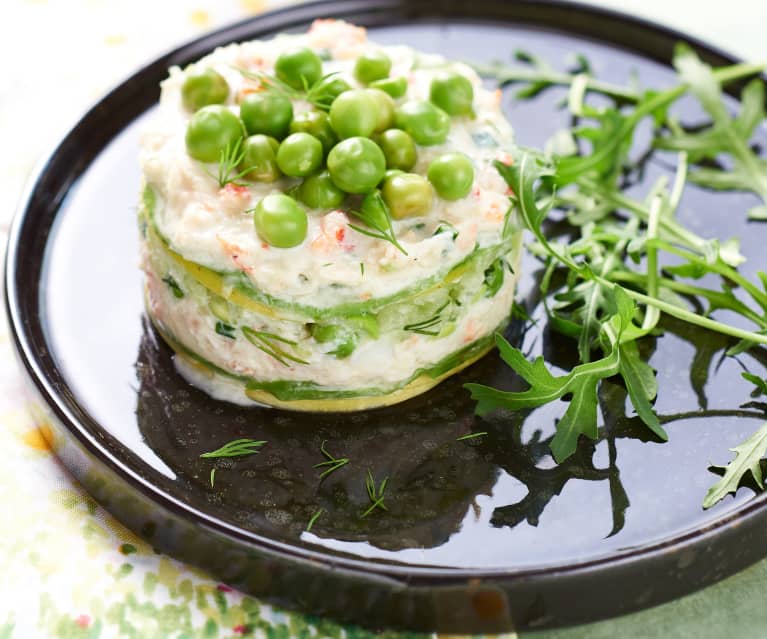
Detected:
left=6, top=0, right=767, bottom=630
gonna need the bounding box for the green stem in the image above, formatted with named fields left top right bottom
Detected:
left=611, top=271, right=767, bottom=329
left=577, top=177, right=708, bottom=254
left=593, top=275, right=767, bottom=346
left=714, top=61, right=767, bottom=84
left=652, top=239, right=767, bottom=313
left=554, top=62, right=767, bottom=185
left=470, top=61, right=640, bottom=102
left=557, top=85, right=686, bottom=184
left=472, top=58, right=767, bottom=103
left=642, top=194, right=662, bottom=331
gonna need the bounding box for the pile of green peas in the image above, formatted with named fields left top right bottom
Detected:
left=181, top=46, right=478, bottom=249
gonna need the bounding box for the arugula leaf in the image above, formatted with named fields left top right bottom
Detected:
left=669, top=45, right=767, bottom=217
left=467, top=286, right=642, bottom=461
left=477, top=46, right=767, bottom=508
left=494, top=153, right=580, bottom=272
left=703, top=422, right=767, bottom=509
left=617, top=341, right=666, bottom=439
left=483, top=258, right=506, bottom=297
left=742, top=372, right=767, bottom=396
left=655, top=79, right=765, bottom=163
left=556, top=88, right=683, bottom=187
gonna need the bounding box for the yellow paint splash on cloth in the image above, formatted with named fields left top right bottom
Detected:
left=22, top=423, right=54, bottom=451
left=104, top=34, right=127, bottom=46
left=240, top=0, right=265, bottom=14
left=189, top=9, right=211, bottom=28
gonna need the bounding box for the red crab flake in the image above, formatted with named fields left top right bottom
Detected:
left=221, top=183, right=250, bottom=197
left=217, top=583, right=234, bottom=593
left=335, top=227, right=346, bottom=242
left=233, top=625, right=249, bottom=635
left=76, top=615, right=91, bottom=628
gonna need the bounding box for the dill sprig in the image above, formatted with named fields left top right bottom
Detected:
left=403, top=301, right=450, bottom=336
left=349, top=192, right=408, bottom=256
left=433, top=220, right=459, bottom=240
left=306, top=508, right=324, bottom=532
left=360, top=470, right=389, bottom=518
left=235, top=66, right=301, bottom=99
left=242, top=327, right=309, bottom=367
left=235, top=66, right=341, bottom=111
left=304, top=72, right=345, bottom=110
left=313, top=440, right=349, bottom=479
left=457, top=431, right=487, bottom=441
left=200, top=438, right=267, bottom=458
left=215, top=322, right=236, bottom=339
left=161, top=275, right=184, bottom=299
left=204, top=138, right=254, bottom=189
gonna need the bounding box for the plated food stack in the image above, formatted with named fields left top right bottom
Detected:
left=138, top=19, right=521, bottom=411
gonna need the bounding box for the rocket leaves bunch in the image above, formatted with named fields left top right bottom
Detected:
left=472, top=44, right=767, bottom=507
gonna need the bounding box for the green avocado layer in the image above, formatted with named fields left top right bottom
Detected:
left=152, top=315, right=501, bottom=401
left=140, top=184, right=519, bottom=323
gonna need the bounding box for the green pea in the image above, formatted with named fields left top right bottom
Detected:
left=296, top=170, right=346, bottom=209
left=185, top=105, right=244, bottom=163
left=394, top=100, right=450, bottom=146
left=383, top=169, right=404, bottom=182
left=310, top=75, right=351, bottom=111
left=427, top=152, right=475, bottom=200
left=329, top=89, right=379, bottom=139
left=276, top=132, right=323, bottom=177
left=289, top=111, right=338, bottom=154
left=354, top=49, right=391, bottom=84
left=377, top=128, right=416, bottom=171
left=370, top=76, right=408, bottom=99
left=239, top=135, right=281, bottom=182
left=366, top=88, right=395, bottom=132
left=252, top=193, right=307, bottom=248
left=327, top=137, right=386, bottom=194
left=275, top=46, right=323, bottom=90
left=181, top=68, right=229, bottom=112
left=309, top=323, right=340, bottom=343
left=429, top=71, right=474, bottom=116
left=382, top=172, right=433, bottom=219
left=239, top=92, right=293, bottom=139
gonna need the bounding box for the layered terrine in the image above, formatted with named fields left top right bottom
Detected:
left=138, top=19, right=521, bottom=411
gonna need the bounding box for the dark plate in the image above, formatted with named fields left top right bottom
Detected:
left=7, top=0, right=767, bottom=633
